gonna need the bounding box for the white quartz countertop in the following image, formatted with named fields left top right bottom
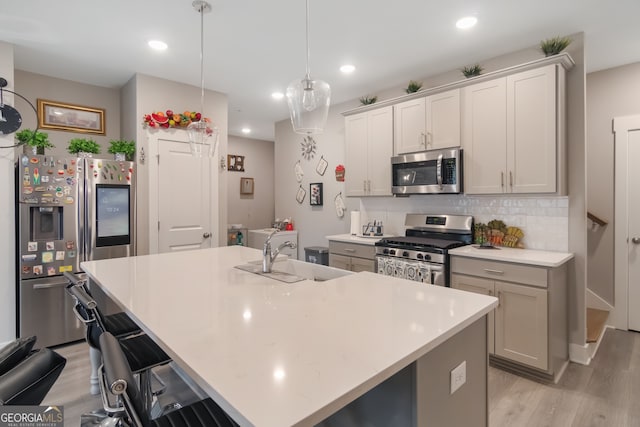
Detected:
left=82, top=246, right=496, bottom=427
left=326, top=233, right=391, bottom=245
left=449, top=245, right=574, bottom=268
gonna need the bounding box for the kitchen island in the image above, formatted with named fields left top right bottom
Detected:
left=82, top=245, right=497, bottom=426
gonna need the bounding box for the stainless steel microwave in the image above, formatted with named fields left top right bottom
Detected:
left=391, top=147, right=462, bottom=195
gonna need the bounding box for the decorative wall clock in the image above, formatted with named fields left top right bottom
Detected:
left=300, top=136, right=316, bottom=160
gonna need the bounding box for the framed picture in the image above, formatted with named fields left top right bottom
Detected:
left=240, top=177, right=254, bottom=195
left=227, top=154, right=245, bottom=172
left=310, top=182, right=323, bottom=206
left=37, top=99, right=105, bottom=135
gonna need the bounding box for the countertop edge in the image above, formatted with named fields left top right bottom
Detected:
left=449, top=246, right=574, bottom=268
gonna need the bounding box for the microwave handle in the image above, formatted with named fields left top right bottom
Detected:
left=436, top=154, right=443, bottom=188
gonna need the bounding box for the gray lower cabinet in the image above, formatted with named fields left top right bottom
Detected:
left=329, top=241, right=375, bottom=272
left=451, top=256, right=567, bottom=381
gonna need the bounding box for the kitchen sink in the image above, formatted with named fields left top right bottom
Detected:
left=235, top=259, right=353, bottom=283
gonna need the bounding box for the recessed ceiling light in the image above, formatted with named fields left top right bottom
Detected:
left=456, top=16, right=477, bottom=29
left=271, top=92, right=284, bottom=100
left=340, top=64, right=356, bottom=74
left=148, top=40, right=168, bottom=51
left=241, top=128, right=251, bottom=134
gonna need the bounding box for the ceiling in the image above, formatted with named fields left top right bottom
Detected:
left=2, top=0, right=639, bottom=141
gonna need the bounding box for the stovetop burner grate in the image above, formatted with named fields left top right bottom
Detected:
left=376, top=236, right=467, bottom=251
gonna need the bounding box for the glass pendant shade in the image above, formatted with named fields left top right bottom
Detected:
left=287, top=76, right=331, bottom=134
left=188, top=120, right=219, bottom=158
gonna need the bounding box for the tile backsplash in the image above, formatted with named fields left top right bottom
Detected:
left=358, top=195, right=569, bottom=252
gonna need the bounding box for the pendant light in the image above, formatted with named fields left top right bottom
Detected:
left=188, top=0, right=220, bottom=157
left=286, top=0, right=331, bottom=135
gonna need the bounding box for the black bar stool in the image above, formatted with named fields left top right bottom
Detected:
left=65, top=282, right=171, bottom=418
left=0, top=342, right=66, bottom=405
left=64, top=271, right=142, bottom=396
left=99, top=332, right=238, bottom=427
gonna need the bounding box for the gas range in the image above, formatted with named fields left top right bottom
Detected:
left=374, top=214, right=473, bottom=286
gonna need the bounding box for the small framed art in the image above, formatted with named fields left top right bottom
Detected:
left=310, top=182, right=323, bottom=206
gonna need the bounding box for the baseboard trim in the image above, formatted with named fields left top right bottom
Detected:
left=569, top=342, right=591, bottom=365
left=569, top=325, right=612, bottom=366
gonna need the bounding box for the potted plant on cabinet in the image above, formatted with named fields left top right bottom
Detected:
left=405, top=80, right=423, bottom=94
left=359, top=95, right=378, bottom=105
left=461, top=64, right=483, bottom=78
left=15, top=129, right=54, bottom=155
left=67, top=138, right=101, bottom=157
left=107, top=139, right=135, bottom=161
left=540, top=36, right=572, bottom=56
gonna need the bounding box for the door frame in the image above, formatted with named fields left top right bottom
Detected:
left=612, top=114, right=640, bottom=330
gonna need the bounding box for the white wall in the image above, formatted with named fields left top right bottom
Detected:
left=227, top=135, right=275, bottom=230
left=14, top=70, right=121, bottom=158
left=0, top=42, right=16, bottom=346
left=275, top=111, right=359, bottom=259
left=123, top=73, right=228, bottom=253
left=586, top=62, right=640, bottom=305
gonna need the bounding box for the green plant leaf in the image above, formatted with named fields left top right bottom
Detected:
left=67, top=138, right=101, bottom=154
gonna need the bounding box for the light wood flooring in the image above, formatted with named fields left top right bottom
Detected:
left=42, top=328, right=640, bottom=426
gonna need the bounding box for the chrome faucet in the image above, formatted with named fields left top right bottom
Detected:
left=263, top=230, right=297, bottom=273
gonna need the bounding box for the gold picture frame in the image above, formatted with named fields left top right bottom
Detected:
left=37, top=99, right=105, bottom=135
left=240, top=177, right=254, bottom=195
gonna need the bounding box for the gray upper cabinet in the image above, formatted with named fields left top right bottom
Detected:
left=344, top=106, right=393, bottom=197
left=463, top=64, right=565, bottom=194
left=394, top=89, right=461, bottom=155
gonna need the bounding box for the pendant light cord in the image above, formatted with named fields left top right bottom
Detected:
left=199, top=3, right=205, bottom=120
left=305, top=0, right=310, bottom=80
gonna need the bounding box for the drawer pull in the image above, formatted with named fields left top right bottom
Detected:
left=343, top=248, right=356, bottom=253
left=484, top=268, right=504, bottom=275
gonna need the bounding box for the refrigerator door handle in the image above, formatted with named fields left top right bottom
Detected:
left=33, top=282, right=68, bottom=290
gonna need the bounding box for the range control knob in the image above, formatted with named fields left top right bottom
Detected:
left=389, top=250, right=396, bottom=256
left=382, top=248, right=389, bottom=255
left=424, top=254, right=431, bottom=261
left=402, top=251, right=410, bottom=257
left=417, top=253, right=424, bottom=260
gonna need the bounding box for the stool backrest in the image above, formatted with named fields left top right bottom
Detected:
left=99, top=332, right=149, bottom=427
left=65, top=280, right=106, bottom=349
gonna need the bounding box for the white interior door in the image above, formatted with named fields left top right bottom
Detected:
left=157, top=138, right=212, bottom=253
left=626, top=129, right=640, bottom=330
left=613, top=115, right=640, bottom=331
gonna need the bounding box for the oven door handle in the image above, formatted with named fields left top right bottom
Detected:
left=436, top=154, right=443, bottom=188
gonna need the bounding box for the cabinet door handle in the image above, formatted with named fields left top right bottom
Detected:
left=344, top=248, right=356, bottom=253
left=484, top=268, right=504, bottom=275
left=501, top=172, right=504, bottom=187
left=488, top=289, right=493, bottom=296
left=510, top=171, right=513, bottom=187
left=367, top=180, right=371, bottom=193
left=427, top=131, right=432, bottom=147
left=420, top=132, right=426, bottom=147
left=497, top=290, right=502, bottom=308
left=363, top=180, right=367, bottom=193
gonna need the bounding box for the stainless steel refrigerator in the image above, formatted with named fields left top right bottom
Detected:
left=16, top=154, right=135, bottom=348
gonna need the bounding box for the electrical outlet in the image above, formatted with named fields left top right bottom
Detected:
left=450, top=360, right=466, bottom=394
